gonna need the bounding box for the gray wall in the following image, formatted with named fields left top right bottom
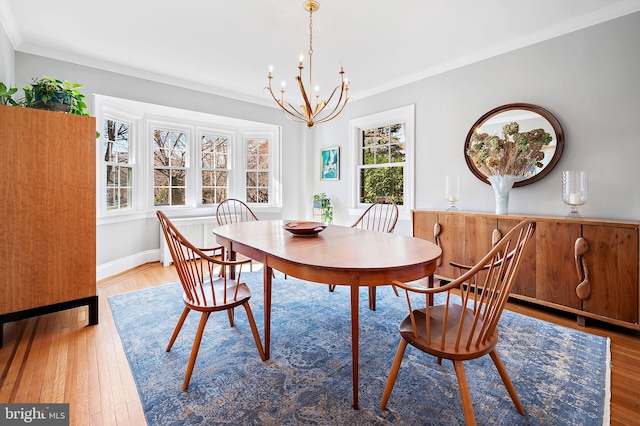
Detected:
left=314, top=11, right=640, bottom=229
left=7, top=11, right=640, bottom=276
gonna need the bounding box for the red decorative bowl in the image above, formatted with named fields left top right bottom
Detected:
left=283, top=221, right=327, bottom=236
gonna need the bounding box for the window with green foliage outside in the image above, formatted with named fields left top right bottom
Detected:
left=359, top=123, right=405, bottom=205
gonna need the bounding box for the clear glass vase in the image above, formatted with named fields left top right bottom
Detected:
left=562, top=171, right=588, bottom=217
left=445, top=175, right=460, bottom=211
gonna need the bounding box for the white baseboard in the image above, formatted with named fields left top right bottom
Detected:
left=97, top=249, right=160, bottom=281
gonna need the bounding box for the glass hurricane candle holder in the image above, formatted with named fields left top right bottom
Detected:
left=445, top=175, right=461, bottom=211
left=562, top=170, right=588, bottom=217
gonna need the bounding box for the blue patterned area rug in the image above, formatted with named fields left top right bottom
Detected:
left=109, top=271, right=610, bottom=426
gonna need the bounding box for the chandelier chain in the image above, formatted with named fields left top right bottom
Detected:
left=308, top=8, right=313, bottom=57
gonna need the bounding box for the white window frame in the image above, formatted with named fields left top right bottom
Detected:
left=96, top=104, right=142, bottom=217
left=348, top=105, right=415, bottom=221
left=146, top=119, right=194, bottom=208
left=239, top=130, right=281, bottom=207
left=197, top=127, right=235, bottom=207
left=95, top=95, right=282, bottom=225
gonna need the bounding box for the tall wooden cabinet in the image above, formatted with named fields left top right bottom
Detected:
left=0, top=105, right=97, bottom=347
left=413, top=209, right=640, bottom=330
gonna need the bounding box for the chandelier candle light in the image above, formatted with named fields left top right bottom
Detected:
left=266, top=1, right=351, bottom=128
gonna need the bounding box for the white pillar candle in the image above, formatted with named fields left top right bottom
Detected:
left=569, top=193, right=581, bottom=205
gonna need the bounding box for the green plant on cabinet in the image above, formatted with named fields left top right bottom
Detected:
left=0, top=82, right=19, bottom=106
left=22, top=76, right=90, bottom=115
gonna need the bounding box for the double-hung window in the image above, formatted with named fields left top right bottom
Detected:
left=360, top=123, right=406, bottom=205
left=96, top=95, right=281, bottom=220
left=349, top=105, right=415, bottom=217
left=152, top=128, right=188, bottom=206
left=200, top=133, right=229, bottom=204
left=245, top=138, right=270, bottom=203
left=104, top=118, right=133, bottom=210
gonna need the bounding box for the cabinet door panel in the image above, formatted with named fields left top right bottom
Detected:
left=582, top=225, right=639, bottom=324
left=461, top=216, right=495, bottom=289
left=536, top=221, right=581, bottom=309
left=499, top=218, right=537, bottom=298
left=464, top=216, right=495, bottom=266
left=437, top=213, right=466, bottom=279
left=412, top=211, right=437, bottom=242
left=0, top=106, right=96, bottom=314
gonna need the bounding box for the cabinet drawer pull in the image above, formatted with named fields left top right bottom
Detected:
left=574, top=237, right=590, bottom=300
left=492, top=228, right=502, bottom=246
left=434, top=222, right=442, bottom=266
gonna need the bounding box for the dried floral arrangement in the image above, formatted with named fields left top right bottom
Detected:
left=466, top=122, right=553, bottom=177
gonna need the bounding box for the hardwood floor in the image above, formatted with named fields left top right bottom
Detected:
left=1, top=261, right=639, bottom=425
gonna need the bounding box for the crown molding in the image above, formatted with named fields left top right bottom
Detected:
left=352, top=0, right=640, bottom=101
left=15, top=42, right=278, bottom=108
left=6, top=0, right=640, bottom=105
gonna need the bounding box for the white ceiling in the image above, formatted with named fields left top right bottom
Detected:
left=2, top=0, right=640, bottom=107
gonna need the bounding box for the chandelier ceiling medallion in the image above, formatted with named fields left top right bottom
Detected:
left=265, top=1, right=350, bottom=128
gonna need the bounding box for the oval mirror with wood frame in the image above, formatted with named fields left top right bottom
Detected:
left=464, top=103, right=564, bottom=187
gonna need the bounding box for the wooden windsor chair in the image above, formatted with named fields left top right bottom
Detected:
left=215, top=198, right=259, bottom=271
left=380, top=219, right=536, bottom=425
left=157, top=210, right=266, bottom=391
left=215, top=198, right=259, bottom=225
left=328, top=199, right=399, bottom=310
left=215, top=198, right=284, bottom=277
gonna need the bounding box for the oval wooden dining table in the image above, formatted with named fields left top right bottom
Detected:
left=213, top=220, right=442, bottom=410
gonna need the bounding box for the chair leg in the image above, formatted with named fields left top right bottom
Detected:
left=182, top=312, right=211, bottom=391
left=241, top=302, right=267, bottom=361
left=489, top=350, right=525, bottom=415
left=452, top=360, right=476, bottom=426
left=368, top=287, right=376, bottom=311
left=328, top=285, right=336, bottom=292
left=227, top=308, right=235, bottom=327
left=166, top=307, right=190, bottom=352
left=380, top=339, right=409, bottom=410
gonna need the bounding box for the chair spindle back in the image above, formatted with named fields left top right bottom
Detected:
left=400, top=219, right=536, bottom=353
left=157, top=210, right=242, bottom=307
left=216, top=198, right=259, bottom=225
left=351, top=199, right=399, bottom=233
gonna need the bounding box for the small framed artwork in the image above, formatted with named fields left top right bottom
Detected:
left=320, top=146, right=340, bottom=181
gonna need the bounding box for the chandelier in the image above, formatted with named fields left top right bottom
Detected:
left=265, top=1, right=350, bottom=128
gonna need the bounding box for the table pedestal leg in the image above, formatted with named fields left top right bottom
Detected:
left=264, top=265, right=272, bottom=360
left=350, top=275, right=360, bottom=410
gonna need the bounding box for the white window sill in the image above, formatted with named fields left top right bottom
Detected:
left=97, top=205, right=282, bottom=226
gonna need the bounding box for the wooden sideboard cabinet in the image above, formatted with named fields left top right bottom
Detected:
left=0, top=105, right=97, bottom=347
left=413, top=209, right=640, bottom=330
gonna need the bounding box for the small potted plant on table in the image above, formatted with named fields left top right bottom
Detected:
left=313, top=193, right=333, bottom=224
